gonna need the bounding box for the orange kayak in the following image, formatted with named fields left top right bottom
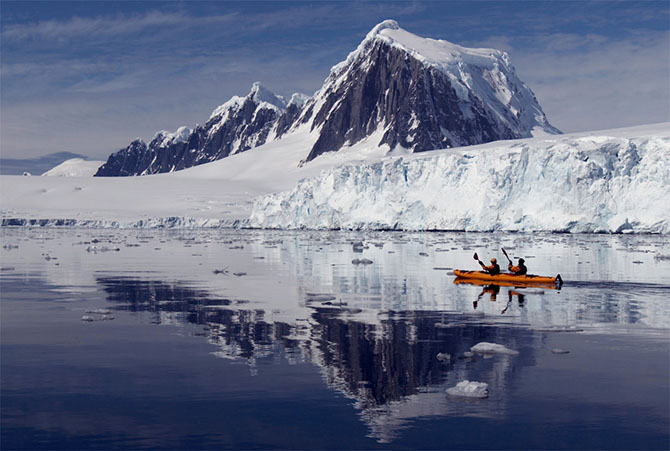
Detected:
left=453, top=277, right=559, bottom=289
left=453, top=270, right=562, bottom=286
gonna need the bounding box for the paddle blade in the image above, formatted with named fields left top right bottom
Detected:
left=473, top=252, right=479, bottom=260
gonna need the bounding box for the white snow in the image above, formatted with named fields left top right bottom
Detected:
left=470, top=342, right=519, bottom=355
left=210, top=82, right=287, bottom=120
left=288, top=93, right=309, bottom=108
left=1, top=123, right=669, bottom=233
left=155, top=126, right=191, bottom=147
left=42, top=158, right=105, bottom=177
left=249, top=82, right=286, bottom=111
left=446, top=380, right=489, bottom=398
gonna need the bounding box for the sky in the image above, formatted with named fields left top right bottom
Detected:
left=1, top=0, right=669, bottom=160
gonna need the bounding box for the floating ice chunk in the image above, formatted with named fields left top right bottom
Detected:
left=81, top=316, right=95, bottom=322
left=306, top=293, right=337, bottom=302
left=435, top=322, right=466, bottom=328
left=471, top=342, right=519, bottom=355
left=552, top=348, right=570, bottom=354
left=436, top=352, right=451, bottom=362
left=85, top=309, right=111, bottom=314
left=531, top=327, right=584, bottom=333
left=446, top=380, right=488, bottom=398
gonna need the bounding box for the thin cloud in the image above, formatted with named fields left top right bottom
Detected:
left=1, top=10, right=236, bottom=41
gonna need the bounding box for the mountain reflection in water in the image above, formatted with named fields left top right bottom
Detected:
left=96, top=275, right=536, bottom=442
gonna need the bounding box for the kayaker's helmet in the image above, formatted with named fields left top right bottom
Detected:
left=519, top=258, right=525, bottom=264
left=490, top=258, right=497, bottom=263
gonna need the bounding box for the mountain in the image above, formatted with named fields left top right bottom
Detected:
left=295, top=20, right=560, bottom=162
left=42, top=158, right=106, bottom=177
left=95, top=20, right=559, bottom=176
left=0, top=152, right=89, bottom=176
left=94, top=83, right=306, bottom=176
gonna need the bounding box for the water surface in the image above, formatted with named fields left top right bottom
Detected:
left=2, top=229, right=668, bottom=449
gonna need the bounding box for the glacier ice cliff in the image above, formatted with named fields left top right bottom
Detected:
left=250, top=131, right=670, bottom=233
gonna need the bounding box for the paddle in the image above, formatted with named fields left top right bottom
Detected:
left=473, top=252, right=485, bottom=268
left=501, top=248, right=513, bottom=266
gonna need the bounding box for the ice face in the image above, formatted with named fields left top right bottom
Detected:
left=250, top=126, right=670, bottom=233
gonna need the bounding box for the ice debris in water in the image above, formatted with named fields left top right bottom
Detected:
left=86, top=309, right=111, bottom=314
left=306, top=293, right=337, bottom=302
left=531, top=326, right=584, bottom=333
left=552, top=348, right=570, bottom=354
left=446, top=380, right=489, bottom=398
left=471, top=342, right=519, bottom=355
left=436, top=352, right=451, bottom=362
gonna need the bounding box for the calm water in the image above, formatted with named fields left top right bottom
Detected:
left=1, top=229, right=669, bottom=449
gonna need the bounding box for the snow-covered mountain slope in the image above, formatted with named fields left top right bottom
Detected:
left=1, top=123, right=668, bottom=233
left=42, top=158, right=105, bottom=177
left=94, top=83, right=303, bottom=176
left=1, top=126, right=396, bottom=227
left=250, top=123, right=669, bottom=233
left=293, top=19, right=559, bottom=162
left=94, top=20, right=558, bottom=176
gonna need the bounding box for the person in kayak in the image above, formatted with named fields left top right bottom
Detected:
left=474, top=284, right=500, bottom=309
left=479, top=257, right=501, bottom=275
left=508, top=258, right=527, bottom=275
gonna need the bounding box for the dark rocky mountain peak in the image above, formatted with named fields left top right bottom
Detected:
left=296, top=19, right=560, bottom=162
left=95, top=83, right=302, bottom=176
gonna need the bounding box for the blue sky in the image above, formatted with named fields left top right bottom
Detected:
left=1, top=1, right=668, bottom=159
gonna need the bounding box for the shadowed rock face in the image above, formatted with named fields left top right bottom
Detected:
left=303, top=38, right=522, bottom=162
left=94, top=94, right=284, bottom=177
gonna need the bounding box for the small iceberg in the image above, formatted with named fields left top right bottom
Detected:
left=446, top=380, right=488, bottom=398
left=436, top=352, right=451, bottom=362
left=471, top=342, right=519, bottom=355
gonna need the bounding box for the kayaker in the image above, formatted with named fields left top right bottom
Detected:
left=479, top=257, right=500, bottom=275
left=508, top=258, right=527, bottom=275
left=474, top=284, right=500, bottom=309
left=502, top=290, right=525, bottom=314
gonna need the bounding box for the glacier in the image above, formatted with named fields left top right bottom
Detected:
left=250, top=123, right=670, bottom=233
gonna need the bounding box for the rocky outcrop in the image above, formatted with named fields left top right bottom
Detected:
left=95, top=83, right=298, bottom=176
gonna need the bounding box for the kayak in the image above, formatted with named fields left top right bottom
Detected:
left=453, top=270, right=563, bottom=286
left=453, top=277, right=559, bottom=289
